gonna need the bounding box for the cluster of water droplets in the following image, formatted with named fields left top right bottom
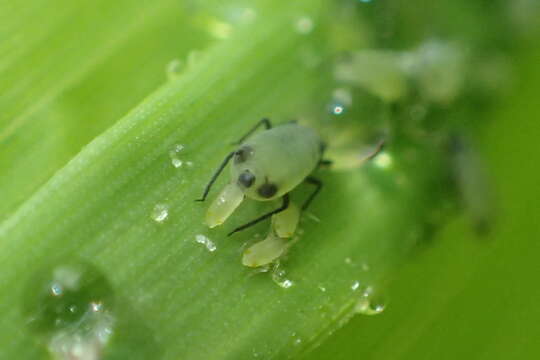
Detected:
left=350, top=282, right=386, bottom=316
left=165, top=49, right=203, bottom=81
left=290, top=332, right=303, bottom=346
left=195, top=234, right=217, bottom=252
left=168, top=143, right=193, bottom=169
left=340, top=256, right=386, bottom=315
left=23, top=262, right=116, bottom=360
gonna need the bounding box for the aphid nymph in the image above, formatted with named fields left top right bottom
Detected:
left=196, top=118, right=329, bottom=235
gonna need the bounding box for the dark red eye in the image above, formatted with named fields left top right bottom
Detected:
left=258, top=183, right=277, bottom=198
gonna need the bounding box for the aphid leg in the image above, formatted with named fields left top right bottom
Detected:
left=232, top=118, right=272, bottom=145
left=228, top=194, right=290, bottom=236
left=360, top=139, right=385, bottom=163
left=302, top=176, right=322, bottom=211
left=317, top=142, right=332, bottom=169
left=195, top=151, right=235, bottom=202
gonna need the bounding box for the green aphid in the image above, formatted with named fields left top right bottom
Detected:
left=197, top=119, right=328, bottom=236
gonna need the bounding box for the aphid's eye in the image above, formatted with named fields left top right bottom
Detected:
left=238, top=170, right=256, bottom=188
left=258, top=183, right=278, bottom=198
left=234, top=145, right=253, bottom=164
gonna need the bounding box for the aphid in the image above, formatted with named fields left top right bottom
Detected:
left=196, top=118, right=332, bottom=236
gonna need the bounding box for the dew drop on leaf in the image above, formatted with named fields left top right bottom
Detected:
left=354, top=287, right=387, bottom=316
left=373, top=152, right=393, bottom=169
left=151, top=204, right=169, bottom=223
left=22, top=262, right=116, bottom=360
left=195, top=234, right=217, bottom=252
left=271, top=265, right=294, bottom=289
left=169, top=144, right=185, bottom=168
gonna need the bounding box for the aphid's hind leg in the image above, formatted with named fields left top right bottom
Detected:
left=317, top=140, right=333, bottom=169
left=195, top=151, right=235, bottom=202
left=232, top=118, right=272, bottom=145
left=302, top=176, right=322, bottom=211
left=228, top=194, right=290, bottom=236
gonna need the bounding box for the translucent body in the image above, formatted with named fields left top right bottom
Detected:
left=230, top=123, right=322, bottom=201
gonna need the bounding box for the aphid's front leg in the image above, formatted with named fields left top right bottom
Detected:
left=232, top=118, right=272, bottom=145
left=228, top=194, right=290, bottom=236
left=301, top=176, right=322, bottom=211
left=196, top=151, right=235, bottom=202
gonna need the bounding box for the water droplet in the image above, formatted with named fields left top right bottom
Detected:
left=173, top=144, right=184, bottom=152
left=344, top=257, right=353, bottom=265
left=22, top=262, right=116, bottom=359
left=171, top=158, right=183, bottom=168
left=318, top=285, right=327, bottom=292
left=361, top=262, right=370, bottom=271
left=354, top=286, right=386, bottom=316
left=166, top=59, right=184, bottom=81
left=355, top=297, right=386, bottom=316
left=358, top=0, right=373, bottom=3
left=281, top=279, right=293, bottom=288
left=151, top=204, right=169, bottom=223
left=90, top=302, right=103, bottom=313
left=373, top=152, right=393, bottom=169
left=329, top=103, right=345, bottom=115
left=195, top=234, right=217, bottom=252
left=295, top=16, right=314, bottom=34
left=51, top=283, right=63, bottom=296
left=169, top=144, right=186, bottom=168
left=291, top=332, right=303, bottom=346
left=351, top=281, right=360, bottom=291
left=271, top=266, right=294, bottom=289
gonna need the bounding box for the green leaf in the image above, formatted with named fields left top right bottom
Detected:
left=0, top=0, right=213, bottom=220
left=0, top=0, right=460, bottom=359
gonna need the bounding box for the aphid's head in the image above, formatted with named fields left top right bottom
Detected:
left=231, top=145, right=280, bottom=201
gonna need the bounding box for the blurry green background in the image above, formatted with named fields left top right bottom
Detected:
left=1, top=0, right=539, bottom=359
